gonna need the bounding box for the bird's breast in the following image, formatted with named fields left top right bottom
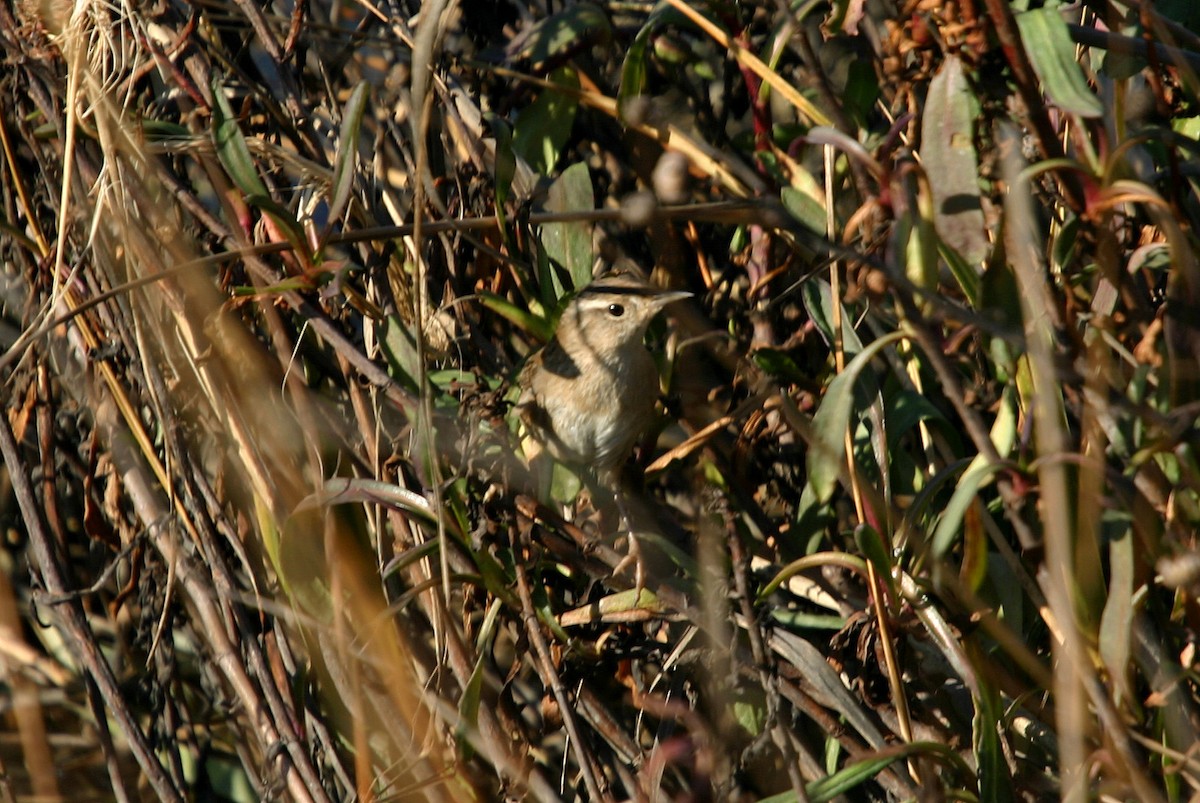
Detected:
left=540, top=348, right=657, bottom=470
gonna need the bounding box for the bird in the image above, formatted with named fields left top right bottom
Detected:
left=516, top=271, right=690, bottom=587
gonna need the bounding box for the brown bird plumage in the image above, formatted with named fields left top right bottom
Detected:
left=517, top=273, right=690, bottom=477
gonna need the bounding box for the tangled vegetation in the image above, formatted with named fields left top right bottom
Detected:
left=2, top=0, right=1200, bottom=800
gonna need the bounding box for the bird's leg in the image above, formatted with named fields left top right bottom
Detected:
left=610, top=489, right=647, bottom=598
left=600, top=466, right=651, bottom=600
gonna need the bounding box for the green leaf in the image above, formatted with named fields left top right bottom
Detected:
left=752, top=347, right=808, bottom=384
left=478, top=291, right=553, bottom=342
left=884, top=389, right=956, bottom=452
left=922, top=55, right=989, bottom=270
left=931, top=461, right=1012, bottom=559
left=801, top=278, right=864, bottom=358
left=379, top=315, right=421, bottom=393
left=278, top=506, right=336, bottom=621
left=781, top=186, right=827, bottom=235
left=900, top=457, right=972, bottom=544
left=733, top=697, right=767, bottom=737
left=980, top=259, right=1024, bottom=332
left=509, top=2, right=612, bottom=68
left=141, top=119, right=192, bottom=142
left=760, top=741, right=973, bottom=803
left=807, top=331, right=905, bottom=504
left=211, top=79, right=268, bottom=197
left=895, top=170, right=938, bottom=297
left=512, top=66, right=580, bottom=175
left=843, top=58, right=880, bottom=126
left=201, top=752, right=257, bottom=803
left=1016, top=7, right=1104, bottom=118
left=940, top=238, right=982, bottom=307
left=971, top=658, right=1016, bottom=803
left=484, top=113, right=516, bottom=214
left=541, top=161, right=595, bottom=291
left=245, top=194, right=310, bottom=261
left=549, top=461, right=582, bottom=505
left=327, top=81, right=369, bottom=232
left=617, top=5, right=689, bottom=121
left=458, top=599, right=503, bottom=757
left=1098, top=518, right=1136, bottom=708
left=1173, top=116, right=1200, bottom=140
left=855, top=523, right=895, bottom=598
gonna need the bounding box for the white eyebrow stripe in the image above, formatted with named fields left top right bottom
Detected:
left=577, top=296, right=628, bottom=311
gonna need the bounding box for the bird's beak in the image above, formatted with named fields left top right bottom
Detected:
left=649, top=290, right=692, bottom=311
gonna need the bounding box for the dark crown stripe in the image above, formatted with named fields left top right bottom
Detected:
left=576, top=284, right=655, bottom=299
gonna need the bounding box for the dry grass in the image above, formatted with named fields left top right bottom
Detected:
left=2, top=0, right=1200, bottom=800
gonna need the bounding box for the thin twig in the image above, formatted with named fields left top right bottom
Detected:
left=0, top=406, right=185, bottom=801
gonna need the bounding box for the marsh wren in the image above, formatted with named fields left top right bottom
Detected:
left=517, top=273, right=690, bottom=590
left=517, top=272, right=690, bottom=483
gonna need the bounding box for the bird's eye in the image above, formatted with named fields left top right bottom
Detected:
left=607, top=303, right=625, bottom=317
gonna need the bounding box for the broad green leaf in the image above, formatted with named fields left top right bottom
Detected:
left=1099, top=22, right=1145, bottom=82
left=141, top=119, right=192, bottom=141
left=824, top=736, right=841, bottom=775
left=508, top=2, right=612, bottom=68
left=922, top=55, right=989, bottom=270
left=1157, top=0, right=1200, bottom=33
left=635, top=530, right=700, bottom=579
left=988, top=384, right=1018, bottom=463
left=484, top=113, right=516, bottom=222
left=1174, top=116, right=1200, bottom=140
left=1016, top=8, right=1104, bottom=118
left=549, top=461, right=582, bottom=505
left=201, top=752, right=257, bottom=803
left=246, top=194, right=310, bottom=261
left=753, top=347, right=808, bottom=384
left=807, top=331, right=905, bottom=503
left=894, top=168, right=938, bottom=300
left=940, top=238, right=982, bottom=307
left=843, top=58, right=880, bottom=126
left=525, top=249, right=557, bottom=317
left=278, top=505, right=336, bottom=621
left=733, top=697, right=767, bottom=737
left=971, top=650, right=1016, bottom=803
left=801, top=278, right=864, bottom=358
left=211, top=79, right=268, bottom=197
left=458, top=598, right=502, bottom=756
left=959, top=481, right=989, bottom=592
left=980, top=263, right=1023, bottom=378
left=512, top=66, right=579, bottom=175
left=1050, top=214, right=1080, bottom=276
left=541, top=161, right=595, bottom=291
left=900, top=457, right=972, bottom=548
left=760, top=741, right=973, bottom=803
left=379, top=315, right=421, bottom=393
left=617, top=5, right=690, bottom=121
left=931, top=461, right=1012, bottom=559
left=382, top=540, right=440, bottom=580
left=884, top=389, right=956, bottom=453
left=781, top=186, right=827, bottom=235
left=855, top=523, right=895, bottom=598
left=478, top=291, right=552, bottom=343
left=769, top=609, right=846, bottom=629
left=1098, top=519, right=1136, bottom=707
left=327, top=81, right=369, bottom=231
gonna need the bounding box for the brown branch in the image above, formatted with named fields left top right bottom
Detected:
left=0, top=402, right=185, bottom=801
